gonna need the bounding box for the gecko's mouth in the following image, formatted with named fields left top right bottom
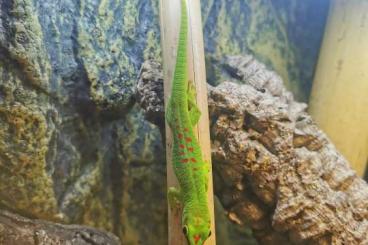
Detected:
left=194, top=234, right=201, bottom=244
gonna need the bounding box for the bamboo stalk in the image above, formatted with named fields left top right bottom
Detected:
left=309, top=0, right=368, bottom=176
left=159, top=0, right=216, bottom=244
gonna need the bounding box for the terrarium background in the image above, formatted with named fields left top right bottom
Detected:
left=0, top=0, right=330, bottom=244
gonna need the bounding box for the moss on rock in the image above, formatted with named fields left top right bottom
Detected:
left=0, top=98, right=58, bottom=220
left=0, top=0, right=51, bottom=90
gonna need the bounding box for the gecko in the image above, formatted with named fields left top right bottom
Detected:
left=165, top=0, right=212, bottom=244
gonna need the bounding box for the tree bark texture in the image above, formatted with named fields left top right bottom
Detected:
left=136, top=55, right=368, bottom=245
left=0, top=209, right=120, bottom=245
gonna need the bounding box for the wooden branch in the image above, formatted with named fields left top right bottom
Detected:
left=136, top=55, right=368, bottom=244
left=0, top=209, right=120, bottom=245
left=158, top=0, right=216, bottom=244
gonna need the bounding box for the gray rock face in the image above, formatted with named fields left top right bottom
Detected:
left=0, top=0, right=329, bottom=243
left=0, top=0, right=165, bottom=242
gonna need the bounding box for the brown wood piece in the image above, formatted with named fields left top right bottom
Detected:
left=159, top=0, right=216, bottom=244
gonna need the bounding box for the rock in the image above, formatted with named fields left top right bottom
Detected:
left=0, top=0, right=165, bottom=241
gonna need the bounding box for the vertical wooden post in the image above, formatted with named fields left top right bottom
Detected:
left=159, top=0, right=216, bottom=244
left=309, top=0, right=368, bottom=176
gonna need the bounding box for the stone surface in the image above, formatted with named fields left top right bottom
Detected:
left=1, top=0, right=164, bottom=243
left=0, top=0, right=329, bottom=243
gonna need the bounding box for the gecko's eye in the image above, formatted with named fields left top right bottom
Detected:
left=182, top=226, right=189, bottom=236
left=208, top=230, right=212, bottom=238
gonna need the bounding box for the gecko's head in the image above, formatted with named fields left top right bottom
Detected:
left=182, top=217, right=211, bottom=245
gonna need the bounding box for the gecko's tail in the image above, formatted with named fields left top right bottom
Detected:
left=172, top=0, right=188, bottom=95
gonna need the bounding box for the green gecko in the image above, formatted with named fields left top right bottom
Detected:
left=165, top=0, right=212, bottom=244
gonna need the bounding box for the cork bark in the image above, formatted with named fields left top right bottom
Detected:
left=136, top=56, right=368, bottom=244
left=0, top=209, right=120, bottom=245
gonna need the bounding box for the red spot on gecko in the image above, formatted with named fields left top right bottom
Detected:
left=178, top=133, right=183, bottom=139
left=188, top=147, right=194, bottom=152
left=185, top=137, right=192, bottom=142
left=184, top=128, right=189, bottom=132
left=181, top=158, right=189, bottom=163
left=190, top=158, right=196, bottom=163
left=179, top=144, right=185, bottom=149
left=194, top=235, right=200, bottom=244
